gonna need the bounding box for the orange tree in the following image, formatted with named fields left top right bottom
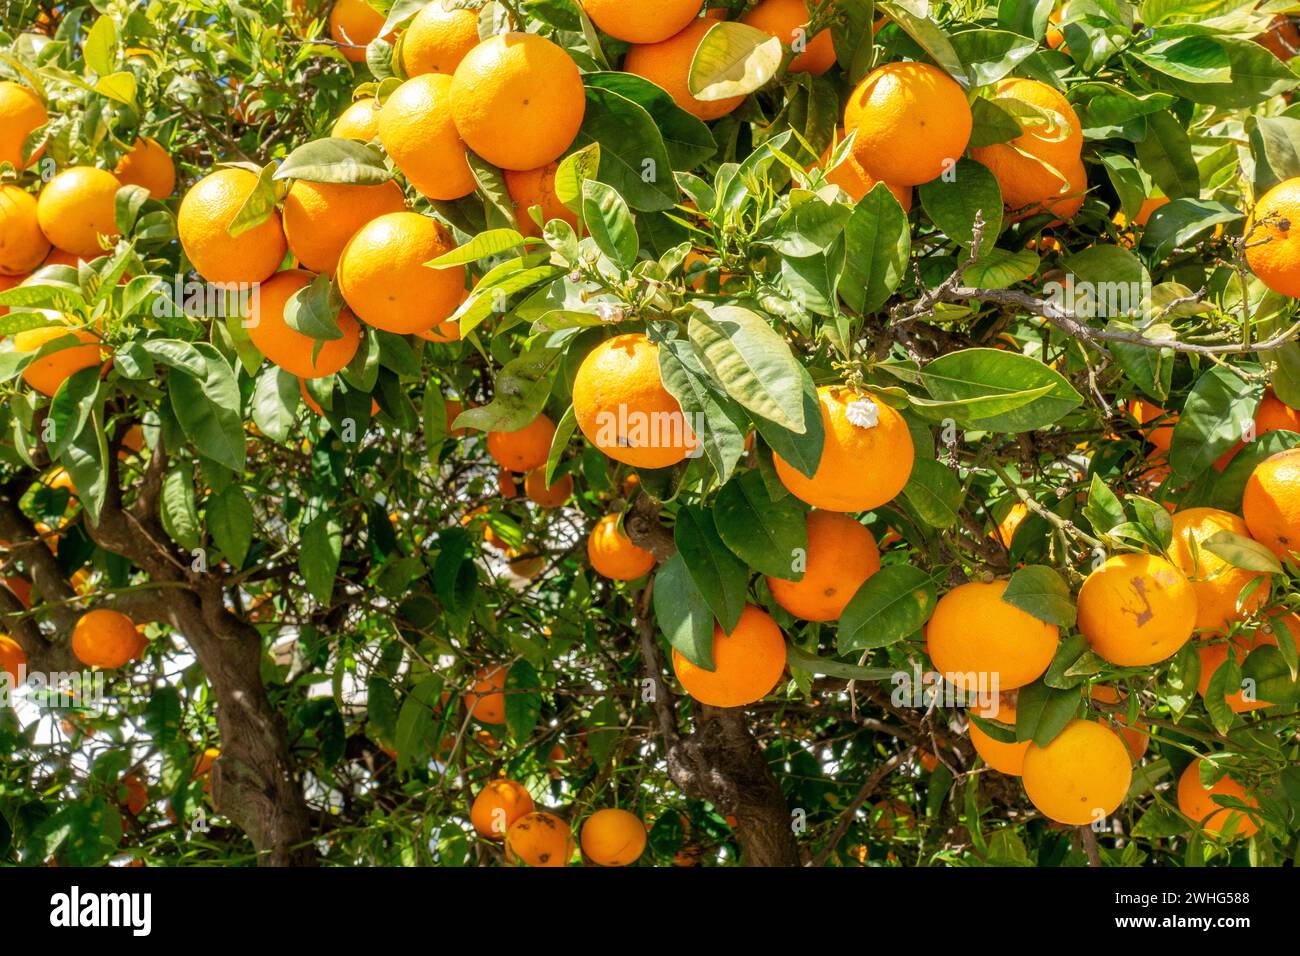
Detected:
left=1, top=0, right=1299, bottom=868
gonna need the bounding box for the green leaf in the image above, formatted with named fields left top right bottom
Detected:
left=918, top=348, right=1083, bottom=432
left=1138, top=199, right=1242, bottom=263
left=713, top=470, right=808, bottom=580
left=949, top=28, right=1038, bottom=86
left=687, top=21, right=783, bottom=100
left=1084, top=473, right=1125, bottom=535
left=427, top=229, right=527, bottom=268
left=553, top=142, right=601, bottom=213
left=582, top=179, right=638, bottom=270
left=689, top=305, right=807, bottom=432
left=504, top=661, right=541, bottom=743
left=161, top=462, right=201, bottom=552
left=1014, top=681, right=1078, bottom=746
left=838, top=565, right=938, bottom=654
left=168, top=344, right=246, bottom=471
left=1002, top=565, right=1076, bottom=627
left=918, top=159, right=1002, bottom=254
left=1133, top=109, right=1199, bottom=200
left=63, top=408, right=109, bottom=525
left=657, top=337, right=747, bottom=483
left=227, top=163, right=280, bottom=238
left=1168, top=364, right=1263, bottom=482
left=901, top=457, right=962, bottom=529
left=674, top=506, right=748, bottom=638
left=877, top=0, right=969, bottom=81
left=1202, top=530, right=1284, bottom=576
left=300, top=512, right=343, bottom=605
left=283, top=272, right=345, bottom=341
left=572, top=87, right=676, bottom=212
left=251, top=366, right=300, bottom=445
left=751, top=364, right=825, bottom=479
left=963, top=248, right=1038, bottom=289
left=452, top=347, right=559, bottom=432
left=1250, top=115, right=1300, bottom=195
left=1130, top=36, right=1295, bottom=109
left=47, top=366, right=101, bottom=460
left=841, top=182, right=911, bottom=314
left=583, top=73, right=716, bottom=170
left=786, top=643, right=896, bottom=682
left=654, top=553, right=716, bottom=670
left=273, top=139, right=392, bottom=185
left=83, top=15, right=117, bottom=76
left=208, top=485, right=254, bottom=568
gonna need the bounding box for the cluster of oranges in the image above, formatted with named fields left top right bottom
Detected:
left=469, top=777, right=647, bottom=867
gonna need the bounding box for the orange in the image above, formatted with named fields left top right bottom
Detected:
left=995, top=501, right=1030, bottom=547
left=418, top=319, right=461, bottom=343
left=498, top=468, right=518, bottom=499
left=2, top=576, right=32, bottom=608
left=524, top=468, right=573, bottom=508
left=968, top=692, right=1030, bottom=776
left=1242, top=447, right=1300, bottom=560
left=1077, top=553, right=1197, bottom=666
left=671, top=604, right=787, bottom=707
left=329, top=0, right=388, bottom=62
left=505, top=811, right=574, bottom=867
left=40, top=247, right=83, bottom=268
left=193, top=747, right=220, bottom=792
left=14, top=324, right=104, bottom=396
left=1196, top=630, right=1276, bottom=714
left=0, top=185, right=51, bottom=276
left=742, top=0, right=835, bottom=74
left=505, top=163, right=579, bottom=236
left=820, top=137, right=911, bottom=210
left=573, top=333, right=696, bottom=469
left=1256, top=14, right=1300, bottom=61
left=1023, top=156, right=1087, bottom=223
left=1088, top=685, right=1149, bottom=761
left=974, top=146, right=1077, bottom=217
left=580, top=808, right=647, bottom=866
left=487, top=413, right=556, bottom=472
left=845, top=62, right=972, bottom=187
left=1129, top=398, right=1175, bottom=459
left=332, top=98, right=383, bottom=141
left=1246, top=177, right=1300, bottom=297
left=772, top=386, right=914, bottom=512
left=450, top=32, right=586, bottom=171
left=1045, top=3, right=1067, bottom=49
left=283, top=178, right=406, bottom=273
left=378, top=73, right=476, bottom=201
left=870, top=799, right=915, bottom=837
left=470, top=778, right=534, bottom=838
left=402, top=0, right=480, bottom=75
left=445, top=398, right=469, bottom=437
left=766, top=511, right=881, bottom=621
left=587, top=513, right=656, bottom=581
left=505, top=547, right=545, bottom=578
left=580, top=0, right=703, bottom=44
left=337, top=211, right=465, bottom=334
left=245, top=270, right=361, bottom=379
left=71, top=609, right=147, bottom=669
left=114, top=137, right=176, bottom=199
left=1021, top=720, right=1132, bottom=825
left=1177, top=759, right=1260, bottom=839
left=35, top=166, right=122, bottom=259
left=0, top=81, right=47, bottom=170
left=925, top=580, right=1058, bottom=690
left=0, top=634, right=25, bottom=685
left=971, top=79, right=1081, bottom=194
left=1113, top=194, right=1169, bottom=229
left=122, top=774, right=148, bottom=816
left=463, top=665, right=507, bottom=724
left=1168, top=508, right=1271, bottom=635
left=299, top=379, right=379, bottom=416
left=178, top=168, right=288, bottom=284
left=625, top=19, right=745, bottom=122
left=1254, top=388, right=1300, bottom=433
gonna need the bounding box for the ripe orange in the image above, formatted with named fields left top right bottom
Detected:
left=193, top=746, right=220, bottom=792
left=0, top=81, right=47, bottom=170
left=1088, top=685, right=1149, bottom=761
left=971, top=78, right=1081, bottom=186
left=968, top=692, right=1030, bottom=776
left=1216, top=389, right=1300, bottom=470
left=178, top=168, right=288, bottom=284
left=573, top=333, right=696, bottom=469
left=1077, top=553, right=1197, bottom=666
left=820, top=137, right=912, bottom=210
left=505, top=811, right=574, bottom=867
left=1114, top=194, right=1169, bottom=229
left=671, top=604, right=787, bottom=707
left=329, top=0, right=388, bottom=62
left=625, top=19, right=745, bottom=122
left=35, top=167, right=122, bottom=258
left=1045, top=3, right=1068, bottom=49
left=505, top=163, right=579, bottom=237
left=1242, top=447, right=1300, bottom=560
left=487, top=413, right=556, bottom=472
left=1021, top=720, right=1133, bottom=825
left=1196, top=630, right=1276, bottom=714
left=505, top=547, right=545, bottom=579
left=1257, top=14, right=1300, bottom=61
left=844, top=62, right=972, bottom=187
left=524, top=468, right=573, bottom=508
left=282, top=178, right=406, bottom=274
left=0, top=185, right=51, bottom=276
left=450, top=32, right=586, bottom=171
left=497, top=468, right=518, bottom=499
left=401, top=0, right=480, bottom=75
left=71, top=609, right=147, bottom=669
left=1022, top=156, right=1087, bottom=223
left=463, top=665, right=507, bottom=724
left=245, top=270, right=361, bottom=379
left=122, top=774, right=148, bottom=816
left=1246, top=177, right=1300, bottom=297
left=1168, top=508, right=1271, bottom=635
left=925, top=580, right=1058, bottom=690
left=580, top=808, right=647, bottom=866
left=580, top=0, right=703, bottom=44
left=418, top=319, right=461, bottom=343
left=1177, top=759, right=1260, bottom=840
left=0, top=634, right=25, bottom=685
left=587, top=513, right=656, bottom=581
left=772, top=386, right=914, bottom=512
left=470, top=778, right=535, bottom=838
left=2, top=576, right=32, bottom=607
left=445, top=398, right=470, bottom=437
left=742, top=0, right=836, bottom=74
left=765, top=511, right=881, bottom=621
left=114, top=137, right=177, bottom=199
left=332, top=98, right=383, bottom=141
left=378, top=73, right=476, bottom=201
left=994, top=501, right=1030, bottom=547
left=13, top=324, right=104, bottom=396
left=337, top=211, right=465, bottom=334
